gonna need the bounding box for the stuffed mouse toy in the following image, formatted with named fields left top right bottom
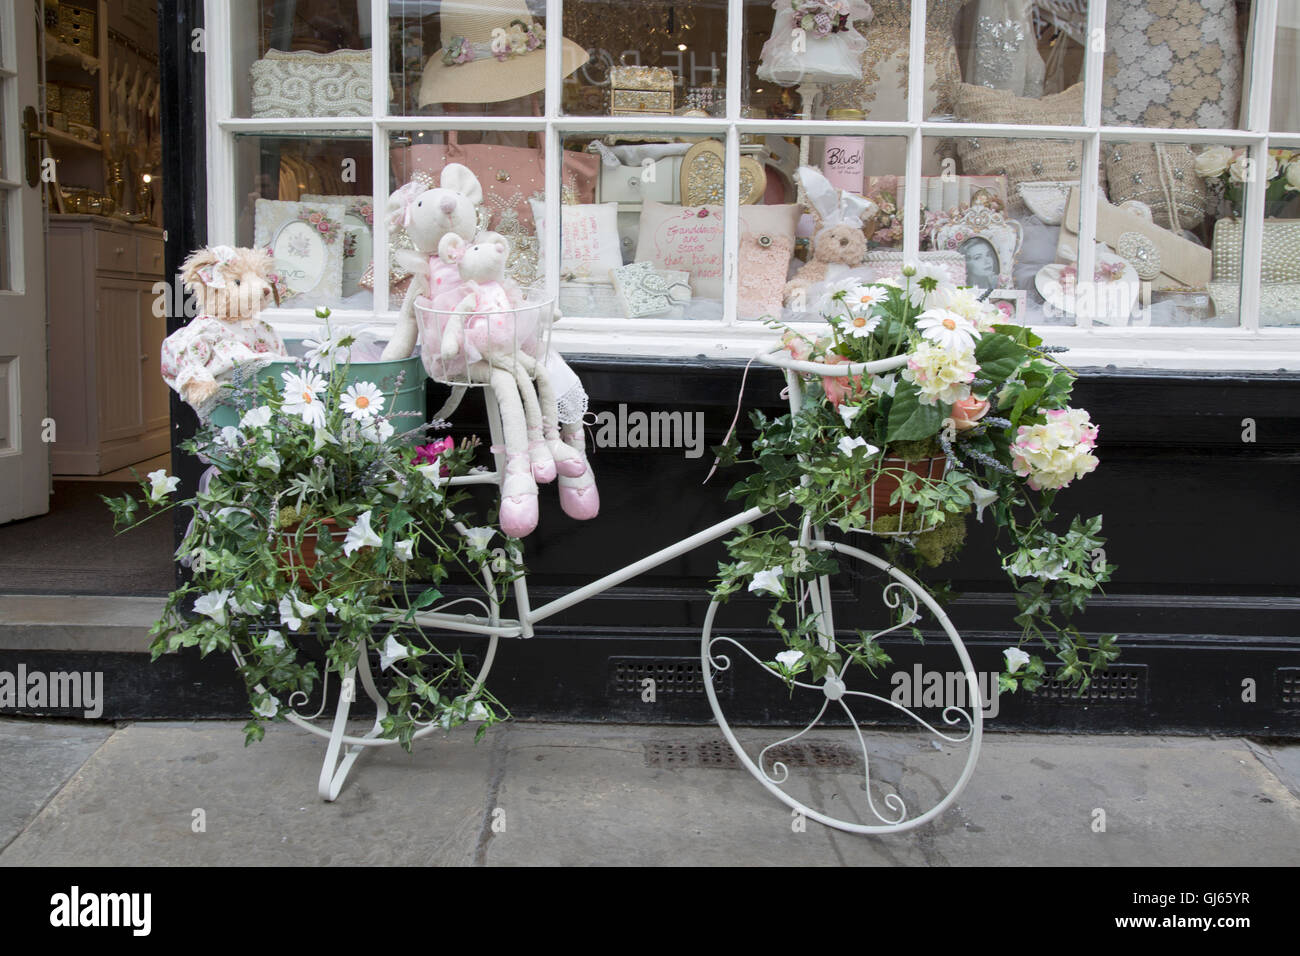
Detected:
left=160, top=245, right=287, bottom=419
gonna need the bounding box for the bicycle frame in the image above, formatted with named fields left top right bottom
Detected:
left=408, top=348, right=911, bottom=641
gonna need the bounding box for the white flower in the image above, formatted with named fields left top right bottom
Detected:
left=218, top=426, right=243, bottom=448
left=916, top=308, right=981, bottom=353
left=1005, top=547, right=1068, bottom=581
left=1003, top=647, right=1031, bottom=674
left=1228, top=153, right=1255, bottom=183
left=416, top=463, right=446, bottom=486
left=255, top=450, right=280, bottom=474
left=869, top=372, right=897, bottom=398
left=325, top=601, right=339, bottom=615
left=1194, top=144, right=1234, bottom=179
left=394, top=538, right=415, bottom=562
left=1010, top=407, right=1100, bottom=491
left=1287, top=159, right=1300, bottom=191
left=253, top=694, right=279, bottom=718
left=360, top=417, right=395, bottom=443
left=147, top=469, right=180, bottom=503
left=837, top=435, right=880, bottom=457
left=239, top=406, right=273, bottom=429
left=468, top=701, right=491, bottom=721
left=227, top=593, right=265, bottom=616
left=775, top=649, right=805, bottom=669
left=837, top=404, right=860, bottom=428
left=278, top=593, right=318, bottom=632
left=281, top=370, right=328, bottom=428
left=379, top=635, right=410, bottom=671
left=902, top=340, right=979, bottom=406
left=905, top=262, right=954, bottom=306
left=302, top=328, right=353, bottom=370
left=341, top=381, right=385, bottom=421
left=464, top=526, right=495, bottom=551
left=260, top=629, right=286, bottom=651
left=748, top=566, right=785, bottom=596
left=844, top=311, right=881, bottom=338
left=193, top=589, right=231, bottom=625
left=343, top=510, right=382, bottom=556
left=967, top=482, right=999, bottom=522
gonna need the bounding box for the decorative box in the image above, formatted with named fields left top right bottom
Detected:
left=250, top=49, right=372, bottom=118
left=57, top=3, right=96, bottom=56
left=610, top=66, right=674, bottom=116
left=61, top=84, right=94, bottom=126
left=46, top=82, right=62, bottom=113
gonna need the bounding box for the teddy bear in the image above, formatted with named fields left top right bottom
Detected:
left=378, top=163, right=484, bottom=361
left=782, top=166, right=879, bottom=311
left=160, top=245, right=287, bottom=418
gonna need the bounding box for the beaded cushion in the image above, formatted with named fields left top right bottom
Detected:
left=953, top=83, right=1088, bottom=209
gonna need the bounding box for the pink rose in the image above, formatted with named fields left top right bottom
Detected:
left=949, top=395, right=990, bottom=431
left=821, top=354, right=869, bottom=408
left=781, top=330, right=813, bottom=362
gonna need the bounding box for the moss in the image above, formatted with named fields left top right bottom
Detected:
left=277, top=505, right=302, bottom=529
left=886, top=437, right=943, bottom=461
left=914, top=515, right=967, bottom=568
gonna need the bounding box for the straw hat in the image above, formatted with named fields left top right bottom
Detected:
left=418, top=0, right=589, bottom=106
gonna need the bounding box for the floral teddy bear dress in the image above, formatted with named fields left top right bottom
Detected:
left=160, top=315, right=288, bottom=420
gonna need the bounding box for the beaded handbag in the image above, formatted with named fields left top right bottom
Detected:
left=1209, top=217, right=1300, bottom=319
left=1105, top=143, right=1208, bottom=232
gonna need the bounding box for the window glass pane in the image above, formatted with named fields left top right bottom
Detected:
left=232, top=133, right=376, bottom=310
left=0, top=190, right=11, bottom=291
left=234, top=0, right=372, bottom=120
left=1257, top=146, right=1300, bottom=328
left=1102, top=0, right=1246, bottom=130
left=561, top=1, right=726, bottom=116
left=387, top=127, right=549, bottom=295
left=559, top=131, right=740, bottom=318
left=1095, top=137, right=1249, bottom=328
left=390, top=0, right=558, bottom=116
left=1271, top=8, right=1300, bottom=133
left=922, top=134, right=1081, bottom=326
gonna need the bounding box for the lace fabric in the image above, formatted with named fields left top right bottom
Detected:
left=965, top=0, right=1044, bottom=97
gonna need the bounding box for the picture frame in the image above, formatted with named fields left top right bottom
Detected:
left=928, top=205, right=1023, bottom=292
left=987, top=288, right=1027, bottom=324
left=862, top=250, right=968, bottom=286
left=253, top=199, right=346, bottom=306
left=300, top=195, right=375, bottom=299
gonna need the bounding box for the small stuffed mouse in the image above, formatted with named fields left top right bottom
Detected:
left=160, top=245, right=287, bottom=417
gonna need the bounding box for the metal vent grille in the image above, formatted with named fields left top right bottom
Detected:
left=1032, top=664, right=1147, bottom=703
left=609, top=656, right=731, bottom=699
left=1277, top=668, right=1300, bottom=708
left=644, top=739, right=857, bottom=770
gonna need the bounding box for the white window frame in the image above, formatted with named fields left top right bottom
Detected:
left=204, top=0, right=1300, bottom=371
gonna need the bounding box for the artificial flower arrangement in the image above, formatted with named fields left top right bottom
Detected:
left=1195, top=145, right=1300, bottom=213
left=712, top=264, right=1118, bottom=696
left=106, top=311, right=522, bottom=747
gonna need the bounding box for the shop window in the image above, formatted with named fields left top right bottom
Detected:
left=205, top=0, right=1300, bottom=367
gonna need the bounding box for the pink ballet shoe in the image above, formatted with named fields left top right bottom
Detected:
left=528, top=438, right=557, bottom=484
left=499, top=451, right=539, bottom=538
left=557, top=421, right=599, bottom=521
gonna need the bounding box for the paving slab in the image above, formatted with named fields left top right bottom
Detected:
left=0, top=719, right=114, bottom=851
left=3, top=721, right=1300, bottom=866
left=0, top=720, right=495, bottom=866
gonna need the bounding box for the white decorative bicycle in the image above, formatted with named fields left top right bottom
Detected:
left=253, top=343, right=983, bottom=833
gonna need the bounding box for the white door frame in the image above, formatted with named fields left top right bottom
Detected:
left=0, top=0, right=49, bottom=523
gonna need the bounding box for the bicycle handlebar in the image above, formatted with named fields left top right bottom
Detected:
left=755, top=348, right=910, bottom=377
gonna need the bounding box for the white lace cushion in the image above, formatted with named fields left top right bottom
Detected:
left=250, top=49, right=372, bottom=118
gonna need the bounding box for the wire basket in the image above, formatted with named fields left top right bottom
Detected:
left=415, top=294, right=554, bottom=387
left=852, top=455, right=951, bottom=537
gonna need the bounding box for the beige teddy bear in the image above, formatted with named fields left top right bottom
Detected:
left=160, top=245, right=287, bottom=417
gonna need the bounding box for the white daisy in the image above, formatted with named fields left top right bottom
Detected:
left=341, top=381, right=385, bottom=421
left=916, top=308, right=981, bottom=353
left=343, top=510, right=382, bottom=556
left=281, top=370, right=328, bottom=428
left=905, top=262, right=954, bottom=307
left=844, top=311, right=881, bottom=338
left=748, top=566, right=785, bottom=596
left=848, top=284, right=890, bottom=311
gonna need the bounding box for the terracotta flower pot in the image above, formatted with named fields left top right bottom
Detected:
left=277, top=518, right=347, bottom=590
left=852, top=456, right=948, bottom=530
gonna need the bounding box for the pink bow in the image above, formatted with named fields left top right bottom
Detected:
left=388, top=181, right=426, bottom=231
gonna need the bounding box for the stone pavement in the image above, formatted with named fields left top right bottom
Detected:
left=1, top=718, right=1298, bottom=866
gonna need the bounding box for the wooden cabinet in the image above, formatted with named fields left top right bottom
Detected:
left=48, top=215, right=169, bottom=474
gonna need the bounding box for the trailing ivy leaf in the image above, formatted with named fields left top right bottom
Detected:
left=974, top=333, right=1029, bottom=384
left=885, top=379, right=944, bottom=443
left=993, top=323, right=1042, bottom=349
left=1010, top=386, right=1044, bottom=427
